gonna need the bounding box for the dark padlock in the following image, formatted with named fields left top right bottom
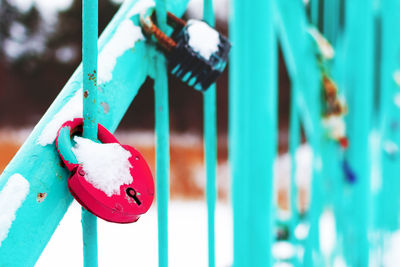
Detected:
left=56, top=118, right=154, bottom=223
left=141, top=11, right=231, bottom=91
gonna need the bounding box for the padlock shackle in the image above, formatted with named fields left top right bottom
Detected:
left=56, top=118, right=119, bottom=172
left=140, top=10, right=186, bottom=52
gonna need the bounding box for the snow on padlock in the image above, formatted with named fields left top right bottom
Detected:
left=141, top=12, right=231, bottom=91
left=56, top=118, right=154, bottom=223
left=169, top=19, right=231, bottom=91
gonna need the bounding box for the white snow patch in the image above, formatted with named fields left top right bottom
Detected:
left=295, top=144, right=313, bottom=188
left=37, top=201, right=233, bottom=267
left=38, top=89, right=82, bottom=146
left=308, top=27, right=335, bottom=59
left=294, top=223, right=309, bottom=240
left=187, top=20, right=220, bottom=60
left=72, top=136, right=133, bottom=196
left=0, top=174, right=30, bottom=246
left=273, top=241, right=295, bottom=260
left=319, top=210, right=336, bottom=257
left=383, top=230, right=400, bottom=267
left=322, top=116, right=346, bottom=139
left=98, top=19, right=144, bottom=84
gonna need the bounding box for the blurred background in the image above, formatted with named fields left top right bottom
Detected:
left=0, top=0, right=313, bottom=266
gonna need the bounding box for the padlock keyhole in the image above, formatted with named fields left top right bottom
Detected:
left=126, top=187, right=141, bottom=205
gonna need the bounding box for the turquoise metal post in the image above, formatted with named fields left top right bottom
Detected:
left=203, top=1, right=217, bottom=267
left=0, top=1, right=189, bottom=265
left=341, top=0, right=374, bottom=265
left=229, top=0, right=277, bottom=265
left=375, top=0, right=400, bottom=259
left=154, top=1, right=170, bottom=266
left=82, top=0, right=99, bottom=266
left=311, top=0, right=319, bottom=29
left=274, top=0, right=324, bottom=265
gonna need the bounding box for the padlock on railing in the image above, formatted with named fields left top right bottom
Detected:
left=56, top=118, right=154, bottom=223
left=140, top=10, right=231, bottom=91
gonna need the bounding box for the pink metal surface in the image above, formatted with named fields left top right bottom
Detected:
left=56, top=118, right=154, bottom=223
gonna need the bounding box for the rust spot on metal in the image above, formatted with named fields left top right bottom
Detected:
left=84, top=90, right=89, bottom=98
left=88, top=70, right=97, bottom=86
left=37, top=192, right=47, bottom=203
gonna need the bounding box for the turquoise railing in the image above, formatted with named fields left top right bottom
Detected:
left=229, top=0, right=277, bottom=266
left=0, top=0, right=400, bottom=266
left=82, top=0, right=100, bottom=265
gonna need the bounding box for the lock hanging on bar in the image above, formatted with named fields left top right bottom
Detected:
left=56, top=118, right=155, bottom=224
left=140, top=10, right=231, bottom=91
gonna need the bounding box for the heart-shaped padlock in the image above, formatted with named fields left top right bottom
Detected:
left=56, top=118, right=154, bottom=223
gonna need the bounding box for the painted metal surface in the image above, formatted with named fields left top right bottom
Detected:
left=0, top=0, right=188, bottom=265
left=340, top=0, right=374, bottom=266
left=274, top=0, right=323, bottom=266
left=82, top=0, right=100, bottom=265
left=153, top=1, right=170, bottom=267
left=203, top=1, right=217, bottom=267
left=377, top=0, right=400, bottom=231
left=229, top=0, right=277, bottom=266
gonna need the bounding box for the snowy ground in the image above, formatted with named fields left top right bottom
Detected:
left=36, top=201, right=233, bottom=267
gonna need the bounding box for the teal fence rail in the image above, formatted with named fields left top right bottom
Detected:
left=0, top=0, right=399, bottom=266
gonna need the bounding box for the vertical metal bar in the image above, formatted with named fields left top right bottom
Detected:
left=154, top=1, right=169, bottom=267
left=323, top=0, right=339, bottom=44
left=376, top=0, right=400, bottom=260
left=203, top=1, right=217, bottom=267
left=341, top=0, right=374, bottom=265
left=229, top=0, right=277, bottom=266
left=274, top=0, right=324, bottom=265
left=154, top=55, right=170, bottom=267
left=82, top=0, right=99, bottom=266
left=311, top=0, right=319, bottom=28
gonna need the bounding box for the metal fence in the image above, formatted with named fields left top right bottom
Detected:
left=0, top=0, right=399, bottom=266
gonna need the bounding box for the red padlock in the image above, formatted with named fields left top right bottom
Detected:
left=56, top=118, right=154, bottom=223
